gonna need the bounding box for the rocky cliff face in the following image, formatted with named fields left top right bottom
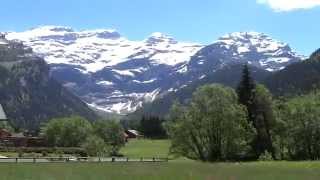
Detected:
left=0, top=40, right=97, bottom=130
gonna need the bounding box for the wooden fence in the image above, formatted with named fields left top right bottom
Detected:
left=0, top=157, right=169, bottom=163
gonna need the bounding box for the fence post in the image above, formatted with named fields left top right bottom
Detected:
left=126, top=157, right=129, bottom=162
left=99, top=157, right=101, bottom=163
left=15, top=158, right=18, bottom=163
left=33, top=158, right=36, bottom=163
left=153, top=157, right=155, bottom=162
left=112, top=157, right=115, bottom=162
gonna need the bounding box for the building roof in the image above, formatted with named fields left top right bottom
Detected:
left=0, top=104, right=7, bottom=120
left=126, top=130, right=140, bottom=136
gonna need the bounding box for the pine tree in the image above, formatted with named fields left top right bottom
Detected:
left=237, top=64, right=256, bottom=123
left=237, top=65, right=275, bottom=159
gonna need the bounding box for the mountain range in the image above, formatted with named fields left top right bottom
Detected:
left=5, top=26, right=304, bottom=114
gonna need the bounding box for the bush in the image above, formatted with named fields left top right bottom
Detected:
left=93, top=120, right=125, bottom=156
left=18, top=150, right=23, bottom=158
left=41, top=151, right=48, bottom=157
left=55, top=149, right=64, bottom=158
left=82, top=135, right=108, bottom=157
left=258, top=151, right=274, bottom=161
left=42, top=116, right=93, bottom=147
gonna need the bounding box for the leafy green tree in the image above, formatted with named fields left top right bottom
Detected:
left=272, top=97, right=290, bottom=160
left=93, top=120, right=125, bottom=156
left=82, top=135, right=108, bottom=157
left=279, top=92, right=320, bottom=160
left=168, top=84, right=254, bottom=162
left=250, top=84, right=276, bottom=158
left=43, top=116, right=93, bottom=147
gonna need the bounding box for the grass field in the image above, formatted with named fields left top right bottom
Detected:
left=0, top=161, right=320, bottom=180
left=120, top=139, right=171, bottom=158
left=0, top=139, right=320, bottom=179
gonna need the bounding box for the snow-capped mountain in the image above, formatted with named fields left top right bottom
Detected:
left=184, top=32, right=303, bottom=81
left=6, top=26, right=201, bottom=73
left=5, top=26, right=303, bottom=114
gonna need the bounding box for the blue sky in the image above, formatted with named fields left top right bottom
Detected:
left=0, top=0, right=319, bottom=55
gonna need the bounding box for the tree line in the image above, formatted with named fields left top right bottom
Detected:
left=42, top=116, right=125, bottom=156
left=167, top=64, right=320, bottom=162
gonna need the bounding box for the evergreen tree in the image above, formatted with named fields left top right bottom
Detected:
left=237, top=65, right=275, bottom=158
left=139, top=115, right=167, bottom=138
left=237, top=64, right=256, bottom=123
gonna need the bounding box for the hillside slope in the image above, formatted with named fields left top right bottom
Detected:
left=0, top=40, right=97, bottom=130
left=130, top=64, right=271, bottom=118
left=264, top=49, right=320, bottom=96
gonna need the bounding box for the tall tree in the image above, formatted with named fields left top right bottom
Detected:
left=251, top=85, right=276, bottom=158
left=237, top=64, right=256, bottom=123
left=168, top=84, right=254, bottom=162
left=279, top=91, right=320, bottom=160
left=237, top=65, right=275, bottom=158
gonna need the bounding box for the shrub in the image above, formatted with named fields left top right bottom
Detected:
left=82, top=135, right=108, bottom=157
left=258, top=151, right=274, bottom=161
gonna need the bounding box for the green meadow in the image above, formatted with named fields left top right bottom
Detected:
left=120, top=139, right=171, bottom=158
left=0, top=139, right=320, bottom=180
left=0, top=161, right=320, bottom=180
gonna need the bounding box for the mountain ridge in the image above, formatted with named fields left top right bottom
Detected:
left=3, top=26, right=304, bottom=114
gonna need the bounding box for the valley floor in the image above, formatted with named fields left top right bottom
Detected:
left=0, top=161, right=320, bottom=180
left=1, top=139, right=320, bottom=179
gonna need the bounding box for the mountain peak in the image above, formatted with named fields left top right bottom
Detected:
left=146, top=32, right=177, bottom=44
left=221, top=31, right=266, bottom=39
left=218, top=31, right=281, bottom=44
left=31, top=25, right=74, bottom=33
left=149, top=32, right=170, bottom=38
left=79, top=29, right=121, bottom=39
left=215, top=31, right=291, bottom=55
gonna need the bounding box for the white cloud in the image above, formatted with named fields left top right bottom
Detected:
left=257, top=0, right=320, bottom=12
